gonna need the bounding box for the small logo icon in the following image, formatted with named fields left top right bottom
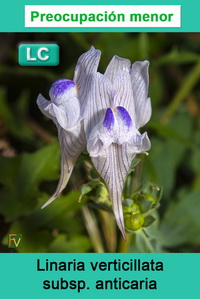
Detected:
left=18, top=44, right=59, bottom=66
left=8, top=234, right=23, bottom=248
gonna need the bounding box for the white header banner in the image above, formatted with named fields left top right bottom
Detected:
left=25, top=5, right=181, bottom=28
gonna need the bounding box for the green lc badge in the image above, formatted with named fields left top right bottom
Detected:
left=18, top=44, right=59, bottom=66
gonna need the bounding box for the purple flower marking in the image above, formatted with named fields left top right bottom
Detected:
left=103, top=108, right=114, bottom=131
left=116, top=106, right=132, bottom=128
left=51, top=79, right=76, bottom=97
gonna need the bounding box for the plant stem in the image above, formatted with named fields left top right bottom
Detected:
left=162, top=62, right=200, bottom=122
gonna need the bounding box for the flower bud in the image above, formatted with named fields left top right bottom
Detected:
left=123, top=202, right=140, bottom=215
left=124, top=213, right=144, bottom=231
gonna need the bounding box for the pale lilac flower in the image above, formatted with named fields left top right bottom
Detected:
left=84, top=55, right=151, bottom=239
left=37, top=47, right=101, bottom=208
left=37, top=47, right=151, bottom=240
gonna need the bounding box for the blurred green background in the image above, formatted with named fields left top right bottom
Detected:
left=0, top=32, right=200, bottom=253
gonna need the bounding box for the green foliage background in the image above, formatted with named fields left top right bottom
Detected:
left=0, top=32, right=200, bottom=253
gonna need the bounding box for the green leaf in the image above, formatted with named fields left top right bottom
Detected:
left=157, top=48, right=200, bottom=65
left=48, top=234, right=91, bottom=253
left=143, top=113, right=192, bottom=197
left=0, top=88, right=34, bottom=140
left=28, top=191, right=85, bottom=231
left=0, top=142, right=60, bottom=221
left=123, top=199, right=134, bottom=207
left=80, top=181, right=99, bottom=196
left=128, top=231, right=155, bottom=253
left=88, top=168, right=100, bottom=180
left=128, top=157, right=141, bottom=175
left=160, top=189, right=200, bottom=247
left=143, top=215, right=156, bottom=227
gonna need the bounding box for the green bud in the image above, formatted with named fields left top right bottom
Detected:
left=123, top=203, right=140, bottom=215
left=142, top=183, right=162, bottom=204
left=145, top=194, right=157, bottom=204
left=124, top=213, right=144, bottom=231
left=96, top=184, right=109, bottom=200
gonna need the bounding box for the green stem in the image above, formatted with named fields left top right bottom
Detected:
left=81, top=206, right=105, bottom=253
left=162, top=62, right=200, bottom=122
left=140, top=230, right=155, bottom=253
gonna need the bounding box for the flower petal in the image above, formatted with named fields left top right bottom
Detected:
left=37, top=93, right=53, bottom=120
left=84, top=72, right=112, bottom=140
left=73, top=46, right=101, bottom=114
left=87, top=107, right=133, bottom=156
left=127, top=131, right=151, bottom=153
left=130, top=61, right=152, bottom=128
left=91, top=143, right=136, bottom=240
left=113, top=72, right=136, bottom=122
left=41, top=123, right=85, bottom=208
left=87, top=106, right=150, bottom=157
left=104, top=55, right=131, bottom=82
left=38, top=77, right=85, bottom=208
left=137, top=97, right=151, bottom=129
left=49, top=79, right=76, bottom=103
left=37, top=79, right=81, bottom=130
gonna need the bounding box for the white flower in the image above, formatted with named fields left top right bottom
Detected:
left=37, top=47, right=151, bottom=239
left=37, top=47, right=101, bottom=208
left=84, top=55, right=151, bottom=239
